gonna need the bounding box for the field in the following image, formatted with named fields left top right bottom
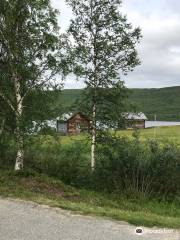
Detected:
left=57, top=126, right=180, bottom=145
left=116, top=126, right=180, bottom=144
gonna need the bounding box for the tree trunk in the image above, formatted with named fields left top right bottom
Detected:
left=14, top=74, right=24, bottom=171
left=91, top=102, right=96, bottom=171
left=15, top=124, right=24, bottom=171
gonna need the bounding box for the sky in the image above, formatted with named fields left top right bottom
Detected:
left=51, top=0, right=180, bottom=89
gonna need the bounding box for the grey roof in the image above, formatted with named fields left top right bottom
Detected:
left=56, top=113, right=73, bottom=122
left=125, top=112, right=148, bottom=120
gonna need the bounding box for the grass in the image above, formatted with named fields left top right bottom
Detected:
left=115, top=125, right=180, bottom=144
left=32, top=132, right=89, bottom=146
left=0, top=169, right=180, bottom=229
left=39, top=126, right=180, bottom=146
left=34, top=126, right=180, bottom=146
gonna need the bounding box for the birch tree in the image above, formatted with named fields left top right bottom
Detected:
left=0, top=0, right=69, bottom=170
left=67, top=0, right=141, bottom=170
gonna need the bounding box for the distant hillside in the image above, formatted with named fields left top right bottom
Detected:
left=57, top=87, right=180, bottom=121
left=130, top=87, right=180, bottom=120
left=59, top=89, right=83, bottom=108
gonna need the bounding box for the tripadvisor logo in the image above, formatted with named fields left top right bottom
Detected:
left=135, top=227, right=143, bottom=235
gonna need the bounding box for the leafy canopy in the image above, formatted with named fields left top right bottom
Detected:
left=67, top=0, right=141, bottom=88
left=0, top=0, right=69, bottom=130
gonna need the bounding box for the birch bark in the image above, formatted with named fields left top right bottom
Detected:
left=14, top=74, right=24, bottom=171
left=91, top=102, right=96, bottom=171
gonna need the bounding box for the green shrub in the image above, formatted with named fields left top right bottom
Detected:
left=93, top=134, right=180, bottom=200
left=0, top=134, right=15, bottom=168
left=25, top=136, right=91, bottom=186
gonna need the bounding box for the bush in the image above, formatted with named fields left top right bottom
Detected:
left=93, top=134, right=180, bottom=200
left=25, top=135, right=91, bottom=186
left=0, top=134, right=15, bottom=168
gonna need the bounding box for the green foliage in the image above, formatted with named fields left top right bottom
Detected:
left=0, top=133, right=15, bottom=167
left=67, top=0, right=141, bottom=85
left=0, top=0, right=64, bottom=109
left=25, top=136, right=91, bottom=186
left=94, top=134, right=180, bottom=200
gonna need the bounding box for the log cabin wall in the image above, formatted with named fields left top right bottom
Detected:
left=127, top=120, right=145, bottom=129
left=67, top=113, right=90, bottom=135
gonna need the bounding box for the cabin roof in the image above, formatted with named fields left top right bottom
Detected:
left=57, top=112, right=90, bottom=122
left=125, top=112, right=148, bottom=120
left=57, top=113, right=73, bottom=122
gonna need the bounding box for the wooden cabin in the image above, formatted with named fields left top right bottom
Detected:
left=125, top=112, right=147, bottom=129
left=57, top=112, right=90, bottom=135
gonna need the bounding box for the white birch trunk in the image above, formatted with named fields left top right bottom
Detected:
left=91, top=103, right=96, bottom=171
left=14, top=74, right=24, bottom=171
left=14, top=124, right=24, bottom=171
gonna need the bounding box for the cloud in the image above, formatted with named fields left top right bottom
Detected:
left=63, top=75, right=86, bottom=89
left=123, top=1, right=180, bottom=88
left=165, top=0, right=180, bottom=14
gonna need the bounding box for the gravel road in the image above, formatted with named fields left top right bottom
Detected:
left=0, top=198, right=179, bottom=240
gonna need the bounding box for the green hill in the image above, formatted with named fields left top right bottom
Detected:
left=130, top=87, right=180, bottom=120
left=57, top=87, right=180, bottom=121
